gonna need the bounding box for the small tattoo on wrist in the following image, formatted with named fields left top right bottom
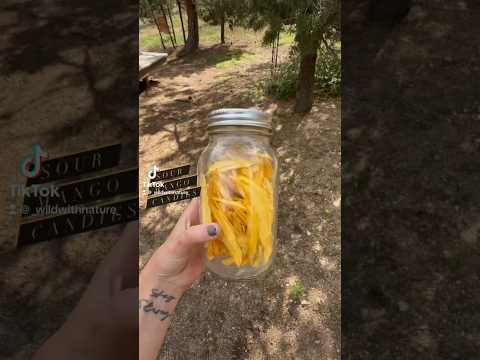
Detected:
left=139, top=289, right=177, bottom=321
left=151, top=288, right=176, bottom=303
left=139, top=299, right=171, bottom=321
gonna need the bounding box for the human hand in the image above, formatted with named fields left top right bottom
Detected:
left=34, top=221, right=139, bottom=360
left=143, top=198, right=220, bottom=294
left=35, top=199, right=219, bottom=360
left=138, top=198, right=220, bottom=360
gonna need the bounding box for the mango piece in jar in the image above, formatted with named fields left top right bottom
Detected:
left=202, top=152, right=274, bottom=267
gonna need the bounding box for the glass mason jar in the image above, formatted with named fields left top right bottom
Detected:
left=198, top=108, right=279, bottom=280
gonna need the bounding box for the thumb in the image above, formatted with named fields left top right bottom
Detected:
left=168, top=223, right=220, bottom=258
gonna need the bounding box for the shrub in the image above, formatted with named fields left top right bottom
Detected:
left=263, top=58, right=298, bottom=100
left=289, top=281, right=306, bottom=299
left=315, top=44, right=341, bottom=96
left=263, top=43, right=341, bottom=100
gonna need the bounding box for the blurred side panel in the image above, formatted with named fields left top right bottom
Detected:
left=0, top=0, right=138, bottom=358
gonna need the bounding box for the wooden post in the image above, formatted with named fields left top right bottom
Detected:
left=159, top=2, right=176, bottom=48
left=166, top=2, right=178, bottom=45
left=145, top=0, right=166, bottom=50
left=177, top=0, right=187, bottom=44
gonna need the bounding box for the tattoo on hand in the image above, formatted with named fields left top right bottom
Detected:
left=139, top=299, right=171, bottom=321
left=150, top=288, right=176, bottom=303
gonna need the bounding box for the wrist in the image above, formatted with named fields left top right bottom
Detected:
left=139, top=262, right=186, bottom=320
left=139, top=282, right=184, bottom=312
left=141, top=267, right=184, bottom=296
left=139, top=270, right=184, bottom=360
left=140, top=251, right=189, bottom=297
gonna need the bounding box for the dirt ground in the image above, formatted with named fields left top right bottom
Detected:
left=139, top=41, right=341, bottom=359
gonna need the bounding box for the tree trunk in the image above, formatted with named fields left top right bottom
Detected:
left=274, top=31, right=280, bottom=70
left=184, top=0, right=199, bottom=54
left=220, top=13, right=225, bottom=44
left=295, top=51, right=317, bottom=113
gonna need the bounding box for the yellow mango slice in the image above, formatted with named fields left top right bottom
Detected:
left=222, top=257, right=235, bottom=265
left=200, top=175, right=212, bottom=224
left=203, top=151, right=275, bottom=268
left=214, top=210, right=243, bottom=265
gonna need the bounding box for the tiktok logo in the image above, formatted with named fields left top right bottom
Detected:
left=19, top=144, right=47, bottom=178
left=148, top=165, right=159, bottom=180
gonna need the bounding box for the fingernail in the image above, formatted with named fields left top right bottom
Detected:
left=207, top=225, right=217, bottom=237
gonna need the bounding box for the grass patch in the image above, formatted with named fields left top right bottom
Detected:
left=140, top=15, right=293, bottom=51
left=289, top=281, right=306, bottom=299
left=140, top=17, right=229, bottom=50
left=215, top=74, right=234, bottom=82
left=198, top=22, right=221, bottom=44
left=215, top=52, right=258, bottom=69
left=140, top=32, right=164, bottom=51
left=279, top=32, right=295, bottom=46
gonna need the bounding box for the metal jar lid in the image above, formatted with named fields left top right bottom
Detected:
left=208, top=108, right=272, bottom=130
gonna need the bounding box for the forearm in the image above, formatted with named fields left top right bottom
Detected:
left=139, top=260, right=185, bottom=360
left=33, top=316, right=105, bottom=360
left=33, top=329, right=85, bottom=360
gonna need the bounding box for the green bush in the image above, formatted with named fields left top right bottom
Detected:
left=263, top=59, right=298, bottom=100
left=315, top=45, right=341, bottom=96
left=263, top=43, right=341, bottom=100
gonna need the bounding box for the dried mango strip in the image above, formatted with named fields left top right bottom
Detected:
left=247, top=177, right=273, bottom=263
left=207, top=159, right=255, bottom=173
left=211, top=197, right=247, bottom=211
left=200, top=175, right=212, bottom=223
left=222, top=257, right=235, bottom=265
left=204, top=152, right=274, bottom=268
left=213, top=210, right=243, bottom=265
left=207, top=244, right=214, bottom=260
left=246, top=205, right=259, bottom=262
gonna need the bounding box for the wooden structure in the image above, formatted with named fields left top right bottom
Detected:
left=139, top=51, right=168, bottom=79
